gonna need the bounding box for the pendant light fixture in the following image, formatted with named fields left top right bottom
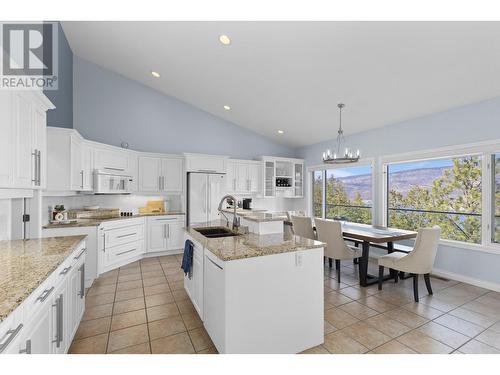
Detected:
left=322, top=103, right=360, bottom=164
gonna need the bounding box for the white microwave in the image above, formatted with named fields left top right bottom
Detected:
left=93, top=170, right=133, bottom=194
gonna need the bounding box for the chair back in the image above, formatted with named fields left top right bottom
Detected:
left=315, top=218, right=355, bottom=259
left=290, top=215, right=315, bottom=240
left=402, top=226, right=440, bottom=274
left=286, top=211, right=305, bottom=221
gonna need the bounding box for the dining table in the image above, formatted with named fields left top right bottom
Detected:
left=338, top=222, right=418, bottom=287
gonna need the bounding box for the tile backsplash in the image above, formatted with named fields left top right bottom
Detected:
left=42, top=194, right=183, bottom=225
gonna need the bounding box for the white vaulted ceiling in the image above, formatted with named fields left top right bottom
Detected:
left=62, top=21, right=500, bottom=147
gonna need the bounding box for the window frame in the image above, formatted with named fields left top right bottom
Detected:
left=307, top=158, right=375, bottom=224
left=380, top=140, right=500, bottom=252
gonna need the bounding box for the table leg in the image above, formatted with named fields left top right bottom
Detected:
left=359, top=241, right=370, bottom=287
left=387, top=242, right=395, bottom=279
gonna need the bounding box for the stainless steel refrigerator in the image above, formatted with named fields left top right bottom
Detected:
left=187, top=172, right=226, bottom=226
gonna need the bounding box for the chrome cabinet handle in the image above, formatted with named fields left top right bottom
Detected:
left=19, top=339, right=31, bottom=354
left=80, top=170, right=84, bottom=189
left=74, top=248, right=86, bottom=260
left=52, top=295, right=63, bottom=347
left=158, top=176, right=161, bottom=191
left=104, top=167, right=125, bottom=171
left=117, top=248, right=136, bottom=256
left=79, top=264, right=85, bottom=299
left=0, top=324, right=23, bottom=353
left=167, top=224, right=170, bottom=238
left=59, top=266, right=72, bottom=275
left=102, top=234, right=106, bottom=252
left=117, top=232, right=136, bottom=239
left=36, top=286, right=55, bottom=302
left=163, top=224, right=166, bottom=239
left=38, top=150, right=42, bottom=186
left=31, top=150, right=37, bottom=183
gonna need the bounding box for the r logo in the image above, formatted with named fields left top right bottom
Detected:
left=2, top=23, right=53, bottom=76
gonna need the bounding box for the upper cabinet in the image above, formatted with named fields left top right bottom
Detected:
left=226, top=159, right=262, bottom=195
left=138, top=155, right=183, bottom=194
left=0, top=91, right=54, bottom=192
left=260, top=156, right=304, bottom=198
left=47, top=128, right=94, bottom=192
left=94, top=146, right=131, bottom=174
left=184, top=153, right=227, bottom=174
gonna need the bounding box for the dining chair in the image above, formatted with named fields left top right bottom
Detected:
left=377, top=226, right=440, bottom=302
left=290, top=215, right=316, bottom=240
left=315, top=218, right=362, bottom=282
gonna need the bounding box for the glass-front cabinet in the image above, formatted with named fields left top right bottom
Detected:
left=260, top=156, right=304, bottom=198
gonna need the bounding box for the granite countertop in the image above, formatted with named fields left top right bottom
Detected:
left=221, top=209, right=286, bottom=223
left=0, top=235, right=87, bottom=322
left=43, top=212, right=186, bottom=229
left=185, top=221, right=325, bottom=262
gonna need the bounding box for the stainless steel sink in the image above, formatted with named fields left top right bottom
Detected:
left=194, top=227, right=240, bottom=238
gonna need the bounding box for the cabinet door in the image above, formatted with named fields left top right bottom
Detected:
left=0, top=92, right=14, bottom=187
left=138, top=156, right=161, bottom=192
left=162, top=158, right=183, bottom=192
left=226, top=161, right=237, bottom=193
left=94, top=147, right=129, bottom=172
left=248, top=163, right=261, bottom=193
left=192, top=247, right=203, bottom=318
left=148, top=221, right=167, bottom=253
left=236, top=162, right=249, bottom=192
left=82, top=143, right=94, bottom=191
left=51, top=282, right=68, bottom=354
left=13, top=93, right=34, bottom=188
left=294, top=163, right=303, bottom=197
left=70, top=136, right=83, bottom=191
left=264, top=160, right=275, bottom=197
left=20, top=304, right=52, bottom=354
left=32, top=106, right=47, bottom=189
left=166, top=221, right=185, bottom=250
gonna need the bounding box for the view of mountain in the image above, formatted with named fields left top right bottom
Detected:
left=332, top=166, right=450, bottom=201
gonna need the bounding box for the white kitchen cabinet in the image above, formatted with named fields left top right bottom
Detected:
left=68, top=257, right=85, bottom=343
left=184, top=153, right=227, bottom=173
left=18, top=302, right=52, bottom=354
left=294, top=162, right=304, bottom=197
left=225, top=159, right=262, bottom=195
left=0, top=91, right=53, bottom=192
left=47, top=128, right=93, bottom=193
left=70, top=135, right=83, bottom=191
left=94, top=146, right=130, bottom=173
left=183, top=233, right=204, bottom=319
left=259, top=156, right=304, bottom=198
left=138, top=155, right=183, bottom=193
left=147, top=216, right=185, bottom=253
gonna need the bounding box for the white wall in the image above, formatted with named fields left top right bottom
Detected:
left=296, top=96, right=500, bottom=290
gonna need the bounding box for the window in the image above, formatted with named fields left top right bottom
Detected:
left=311, top=165, right=372, bottom=224
left=312, top=170, right=323, bottom=218
left=387, top=156, right=482, bottom=244
left=494, top=154, right=500, bottom=243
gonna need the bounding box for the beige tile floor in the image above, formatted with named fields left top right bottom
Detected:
left=69, top=255, right=500, bottom=354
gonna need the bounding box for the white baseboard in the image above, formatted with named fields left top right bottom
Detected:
left=432, top=268, right=500, bottom=293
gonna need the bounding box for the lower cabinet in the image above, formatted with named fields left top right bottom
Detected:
left=146, top=216, right=185, bottom=254
left=0, top=240, right=86, bottom=354
left=183, top=234, right=204, bottom=319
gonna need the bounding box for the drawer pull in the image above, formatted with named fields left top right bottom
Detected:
left=59, top=266, right=72, bottom=275
left=117, top=248, right=136, bottom=256
left=74, top=248, right=86, bottom=260
left=117, top=232, right=136, bottom=239
left=36, top=286, right=55, bottom=302
left=0, top=324, right=23, bottom=353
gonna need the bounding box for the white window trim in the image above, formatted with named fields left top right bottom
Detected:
left=307, top=157, right=375, bottom=223
left=380, top=140, right=500, bottom=253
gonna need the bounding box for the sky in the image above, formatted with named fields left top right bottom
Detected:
left=388, top=158, right=454, bottom=174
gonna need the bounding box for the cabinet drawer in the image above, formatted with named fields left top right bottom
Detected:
left=105, top=224, right=144, bottom=248
left=0, top=307, right=24, bottom=354
left=105, top=240, right=144, bottom=266
left=22, top=273, right=56, bottom=326
left=147, top=215, right=184, bottom=223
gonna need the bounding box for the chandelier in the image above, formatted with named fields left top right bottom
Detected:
left=322, top=103, right=360, bottom=164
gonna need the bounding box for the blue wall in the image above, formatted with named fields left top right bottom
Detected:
left=43, top=22, right=73, bottom=128
left=296, top=97, right=500, bottom=288
left=73, top=57, right=295, bottom=159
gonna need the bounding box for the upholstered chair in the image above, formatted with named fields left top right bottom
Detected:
left=377, top=226, right=441, bottom=302
left=315, top=218, right=362, bottom=282
left=290, top=215, right=316, bottom=240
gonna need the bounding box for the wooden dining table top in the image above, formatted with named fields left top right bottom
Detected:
left=339, top=222, right=418, bottom=243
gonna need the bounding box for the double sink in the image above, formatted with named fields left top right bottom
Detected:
left=194, top=226, right=241, bottom=238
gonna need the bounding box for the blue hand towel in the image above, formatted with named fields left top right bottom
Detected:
left=181, top=239, right=194, bottom=277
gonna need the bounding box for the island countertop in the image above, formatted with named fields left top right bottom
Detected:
left=0, top=235, right=87, bottom=322
left=185, top=221, right=325, bottom=262
left=221, top=209, right=287, bottom=222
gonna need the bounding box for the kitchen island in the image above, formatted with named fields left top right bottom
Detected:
left=184, top=221, right=325, bottom=354
left=221, top=208, right=287, bottom=234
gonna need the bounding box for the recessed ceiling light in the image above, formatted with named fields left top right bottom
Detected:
left=151, top=71, right=160, bottom=78
left=223, top=105, right=231, bottom=111
left=278, top=130, right=284, bottom=134
left=219, top=35, right=231, bottom=45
